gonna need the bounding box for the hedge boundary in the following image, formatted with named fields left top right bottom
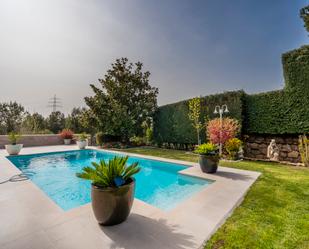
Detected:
left=153, top=45, right=309, bottom=145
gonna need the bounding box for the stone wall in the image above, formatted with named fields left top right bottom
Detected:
left=0, top=135, right=65, bottom=149
left=244, top=134, right=301, bottom=163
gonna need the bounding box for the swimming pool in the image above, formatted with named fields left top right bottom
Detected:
left=7, top=149, right=212, bottom=211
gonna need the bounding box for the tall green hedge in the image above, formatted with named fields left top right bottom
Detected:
left=153, top=91, right=245, bottom=144
left=154, top=45, right=309, bottom=144
left=244, top=45, right=309, bottom=134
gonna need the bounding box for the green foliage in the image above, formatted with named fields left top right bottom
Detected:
left=154, top=91, right=244, bottom=145
left=46, top=111, right=65, bottom=134
left=129, top=136, right=146, bottom=146
left=77, top=132, right=88, bottom=141
left=76, top=156, right=140, bottom=188
left=154, top=46, right=309, bottom=139
left=96, top=132, right=104, bottom=146
left=65, top=107, right=89, bottom=134
left=225, top=138, right=242, bottom=159
left=8, top=132, right=21, bottom=145
left=299, top=135, right=309, bottom=166
left=194, top=143, right=218, bottom=155
left=141, top=119, right=153, bottom=145
left=85, top=58, right=158, bottom=141
left=0, top=102, right=25, bottom=134
left=145, top=127, right=153, bottom=144
left=300, top=5, right=309, bottom=34
left=188, top=97, right=203, bottom=144
left=244, top=46, right=309, bottom=134
left=21, top=112, right=46, bottom=134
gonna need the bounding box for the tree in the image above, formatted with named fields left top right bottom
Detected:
left=85, top=58, right=158, bottom=141
left=188, top=97, right=203, bottom=145
left=300, top=5, right=309, bottom=34
left=0, top=102, right=25, bottom=134
left=46, top=111, right=65, bottom=134
left=21, top=112, right=46, bottom=134
left=65, top=107, right=88, bottom=133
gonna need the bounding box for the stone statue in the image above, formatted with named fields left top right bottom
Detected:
left=238, top=147, right=244, bottom=160
left=267, top=139, right=279, bottom=161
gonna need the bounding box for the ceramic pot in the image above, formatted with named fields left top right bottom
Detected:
left=64, top=139, right=71, bottom=145
left=5, top=144, right=23, bottom=155
left=198, top=154, right=219, bottom=173
left=91, top=178, right=135, bottom=226
left=77, top=140, right=87, bottom=149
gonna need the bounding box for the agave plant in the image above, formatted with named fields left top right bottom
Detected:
left=76, top=156, right=140, bottom=188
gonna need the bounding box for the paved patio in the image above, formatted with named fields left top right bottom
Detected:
left=0, top=145, right=260, bottom=249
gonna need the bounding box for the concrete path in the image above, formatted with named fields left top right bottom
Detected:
left=0, top=146, right=260, bottom=249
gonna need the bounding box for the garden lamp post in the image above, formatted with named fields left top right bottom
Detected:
left=214, top=104, right=229, bottom=156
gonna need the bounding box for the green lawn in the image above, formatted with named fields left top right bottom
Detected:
left=118, top=147, right=309, bottom=249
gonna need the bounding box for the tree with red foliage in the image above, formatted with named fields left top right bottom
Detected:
left=206, top=118, right=239, bottom=145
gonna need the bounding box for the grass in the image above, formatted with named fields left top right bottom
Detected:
left=118, top=146, right=309, bottom=249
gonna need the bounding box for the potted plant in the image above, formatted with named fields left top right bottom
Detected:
left=60, top=129, right=74, bottom=145
left=225, top=138, right=243, bottom=160
left=5, top=132, right=23, bottom=155
left=76, top=133, right=88, bottom=149
left=76, top=156, right=140, bottom=226
left=194, top=143, right=219, bottom=173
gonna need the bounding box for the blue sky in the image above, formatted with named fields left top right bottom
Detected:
left=0, top=0, right=308, bottom=115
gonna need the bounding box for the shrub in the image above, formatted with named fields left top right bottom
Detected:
left=225, top=138, right=242, bottom=159
left=194, top=143, right=218, bottom=155
left=59, top=129, right=74, bottom=139
left=96, top=132, right=104, bottom=146
left=129, top=136, right=146, bottom=146
left=145, top=127, right=153, bottom=145
left=299, top=135, right=309, bottom=167
left=207, top=118, right=240, bottom=145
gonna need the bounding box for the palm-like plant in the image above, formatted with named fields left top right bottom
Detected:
left=8, top=132, right=21, bottom=145
left=76, top=156, right=140, bottom=188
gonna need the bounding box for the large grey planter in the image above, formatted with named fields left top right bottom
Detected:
left=91, top=178, right=135, bottom=226
left=199, top=154, right=219, bottom=173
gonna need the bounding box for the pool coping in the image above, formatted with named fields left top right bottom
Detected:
left=6, top=147, right=214, bottom=211
left=0, top=145, right=261, bottom=249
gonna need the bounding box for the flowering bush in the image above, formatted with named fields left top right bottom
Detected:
left=194, top=143, right=218, bottom=155
left=60, top=129, right=74, bottom=139
left=207, top=118, right=240, bottom=145
left=225, top=138, right=242, bottom=159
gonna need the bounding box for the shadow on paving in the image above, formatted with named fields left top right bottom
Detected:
left=215, top=170, right=255, bottom=181
left=100, top=213, right=197, bottom=249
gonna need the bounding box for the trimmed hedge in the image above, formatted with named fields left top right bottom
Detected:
left=154, top=45, right=309, bottom=145
left=153, top=91, right=245, bottom=145
left=244, top=45, right=309, bottom=134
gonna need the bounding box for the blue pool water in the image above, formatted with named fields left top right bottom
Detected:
left=7, top=150, right=212, bottom=211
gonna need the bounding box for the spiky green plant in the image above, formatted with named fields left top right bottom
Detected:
left=8, top=132, right=21, bottom=145
left=194, top=143, right=218, bottom=155
left=77, top=132, right=88, bottom=141
left=299, top=135, right=309, bottom=167
left=76, top=156, right=140, bottom=188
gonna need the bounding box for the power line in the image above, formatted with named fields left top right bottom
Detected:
left=47, top=94, right=62, bottom=112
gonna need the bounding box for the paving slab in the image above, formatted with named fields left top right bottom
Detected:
left=0, top=145, right=260, bottom=249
